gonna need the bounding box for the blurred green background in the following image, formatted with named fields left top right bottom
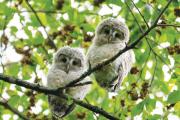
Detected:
left=0, top=0, right=179, bottom=120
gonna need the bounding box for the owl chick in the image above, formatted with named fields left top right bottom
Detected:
left=87, top=18, right=135, bottom=92
left=47, top=46, right=91, bottom=118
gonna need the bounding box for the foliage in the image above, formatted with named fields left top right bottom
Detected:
left=0, top=0, right=179, bottom=120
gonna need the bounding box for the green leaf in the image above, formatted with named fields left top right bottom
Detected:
left=174, top=101, right=180, bottom=116
left=6, top=63, right=20, bottom=77
left=147, top=114, right=161, bottom=120
left=131, top=101, right=145, bottom=116
left=167, top=90, right=180, bottom=104
left=11, top=26, right=18, bottom=33
left=145, top=98, right=156, bottom=111
left=33, top=32, right=44, bottom=45
left=31, top=53, right=45, bottom=68
left=0, top=0, right=179, bottom=119
left=80, top=23, right=95, bottom=32
left=19, top=95, right=29, bottom=108
left=0, top=2, right=15, bottom=16
left=8, top=95, right=20, bottom=106
left=106, top=0, right=123, bottom=6
left=22, top=65, right=33, bottom=80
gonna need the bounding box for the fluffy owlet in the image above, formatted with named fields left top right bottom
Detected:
left=87, top=18, right=135, bottom=92
left=47, top=46, right=91, bottom=118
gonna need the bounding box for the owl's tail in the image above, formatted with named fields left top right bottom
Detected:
left=48, top=95, right=76, bottom=119
left=60, top=103, right=76, bottom=118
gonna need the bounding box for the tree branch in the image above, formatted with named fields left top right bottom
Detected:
left=0, top=74, right=119, bottom=120
left=153, top=0, right=173, bottom=25
left=0, top=100, right=29, bottom=120
left=125, top=1, right=144, bottom=32
left=157, top=24, right=180, bottom=28
left=136, top=48, right=152, bottom=83
left=85, top=98, right=99, bottom=119
left=25, top=0, right=57, bottom=50
left=125, top=1, right=152, bottom=83
left=130, top=0, right=150, bottom=29
left=68, top=81, right=92, bottom=88
left=150, top=55, right=158, bottom=86
left=0, top=0, right=173, bottom=119
left=126, top=0, right=175, bottom=82
left=65, top=0, right=173, bottom=87
left=19, top=10, right=64, bottom=14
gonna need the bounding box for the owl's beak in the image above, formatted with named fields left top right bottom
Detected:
left=108, top=29, right=114, bottom=43
left=65, top=64, right=70, bottom=73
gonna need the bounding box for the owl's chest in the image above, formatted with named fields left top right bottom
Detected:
left=47, top=68, right=83, bottom=88
left=88, top=44, right=122, bottom=66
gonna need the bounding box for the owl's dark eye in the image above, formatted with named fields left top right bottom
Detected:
left=72, top=60, right=78, bottom=65
left=72, top=59, right=81, bottom=66
left=115, top=33, right=120, bottom=38
left=101, top=25, right=110, bottom=34
left=104, top=28, right=110, bottom=34
left=61, top=57, right=67, bottom=63
left=57, top=54, right=68, bottom=63
left=58, top=54, right=68, bottom=63
left=115, top=31, right=124, bottom=39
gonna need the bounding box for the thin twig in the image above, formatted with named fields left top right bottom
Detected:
left=145, top=37, right=178, bottom=78
left=125, top=1, right=143, bottom=32
left=153, top=0, right=173, bottom=26
left=85, top=98, right=99, bottom=119
left=19, top=10, right=64, bottom=14
left=0, top=74, right=119, bottom=120
left=130, top=0, right=150, bottom=29
left=137, top=49, right=152, bottom=82
left=16, top=7, right=50, bottom=57
left=0, top=16, right=8, bottom=95
left=126, top=0, right=176, bottom=80
left=64, top=0, right=173, bottom=87
left=0, top=10, right=96, bottom=15
left=142, top=2, right=161, bottom=13
left=157, top=24, right=180, bottom=28
left=25, top=0, right=57, bottom=50
left=146, top=37, right=163, bottom=49
left=149, top=55, right=157, bottom=86
left=68, top=81, right=92, bottom=88
left=0, top=0, right=173, bottom=119
left=0, top=16, right=7, bottom=71
left=0, top=100, right=29, bottom=120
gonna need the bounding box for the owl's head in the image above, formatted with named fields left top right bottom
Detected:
left=94, top=18, right=129, bottom=46
left=53, top=46, right=86, bottom=73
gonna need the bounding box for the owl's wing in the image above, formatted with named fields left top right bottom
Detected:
left=113, top=50, right=135, bottom=92
left=48, top=95, right=76, bottom=119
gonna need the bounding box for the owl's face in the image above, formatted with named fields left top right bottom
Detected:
left=54, top=47, right=85, bottom=73
left=94, top=18, right=129, bottom=46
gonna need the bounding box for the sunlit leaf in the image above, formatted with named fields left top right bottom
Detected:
left=131, top=101, right=145, bottom=116
left=167, top=90, right=180, bottom=104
